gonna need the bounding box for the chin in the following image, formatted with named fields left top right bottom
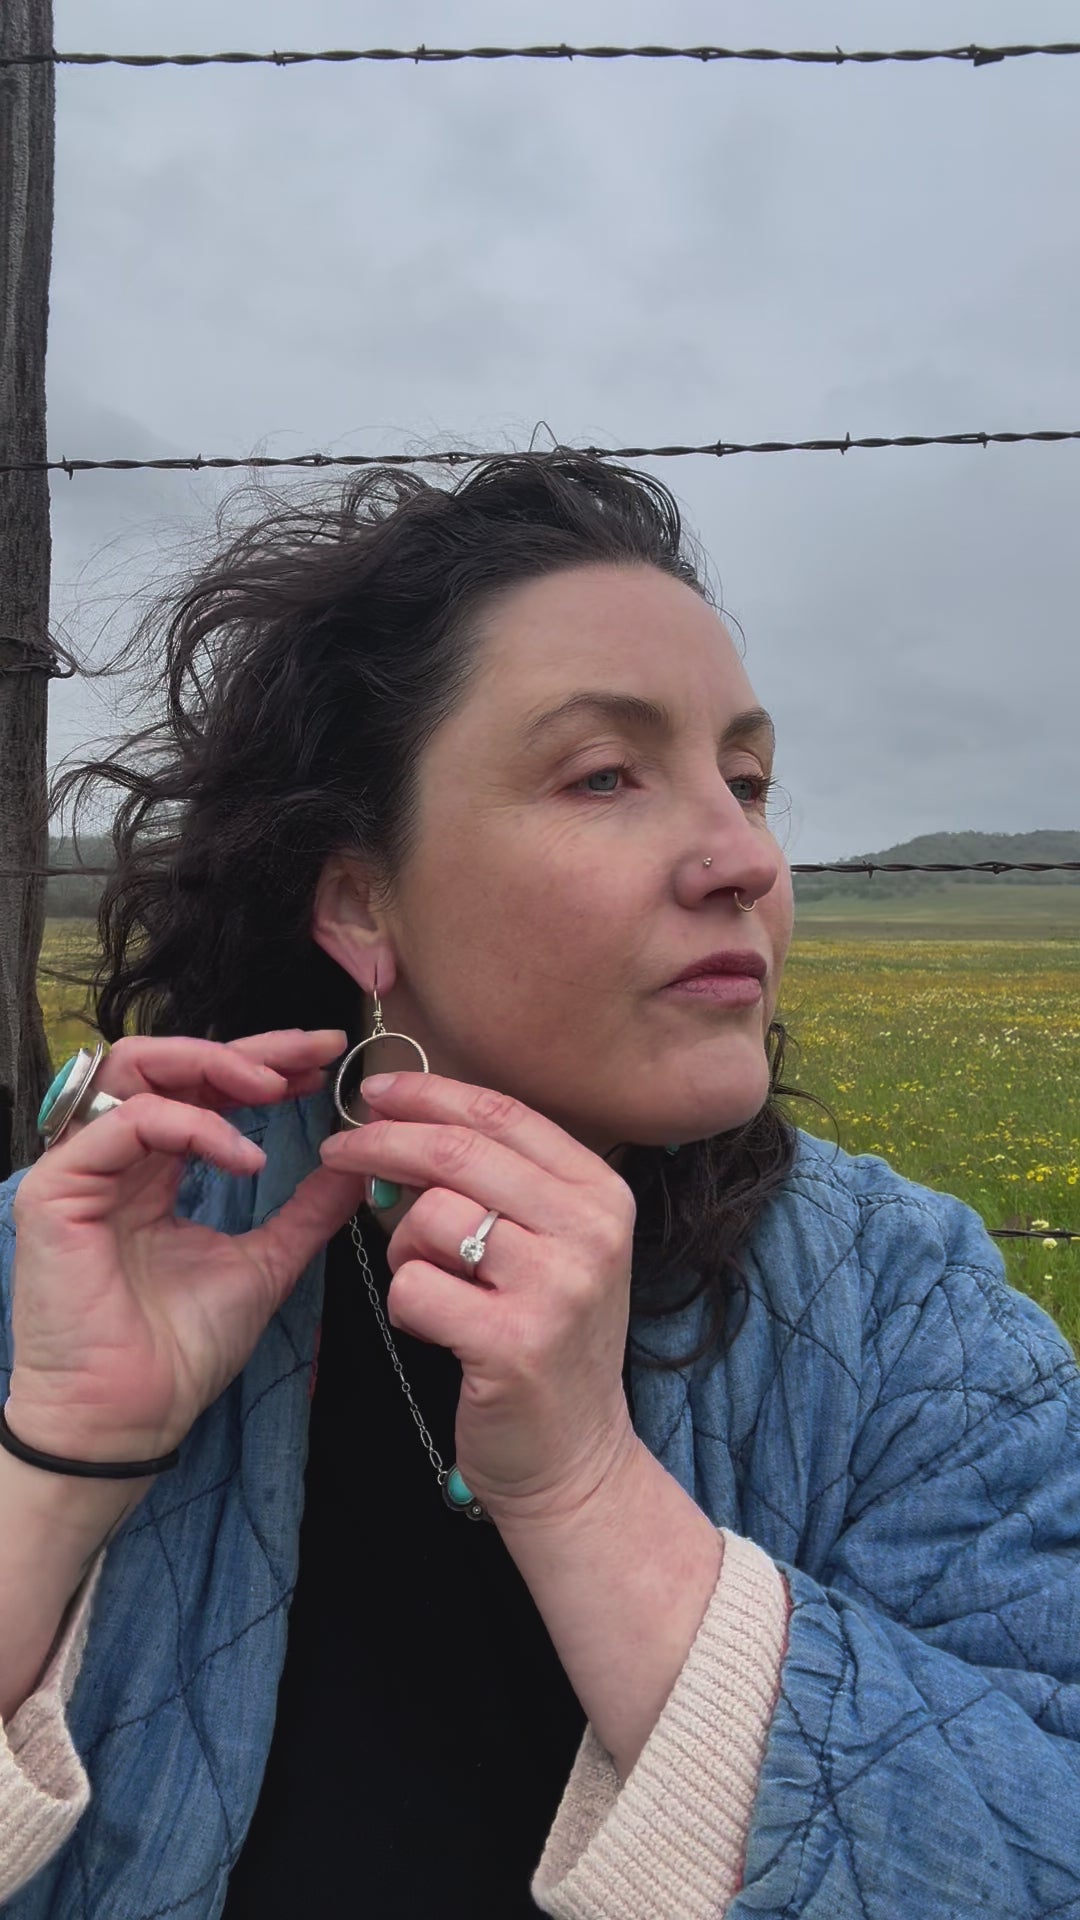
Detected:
left=696, top=1069, right=773, bottom=1141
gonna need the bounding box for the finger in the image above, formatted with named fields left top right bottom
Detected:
left=32, top=1093, right=267, bottom=1194
left=225, top=1030, right=347, bottom=1073
left=216, top=1030, right=347, bottom=1103
left=96, top=1030, right=347, bottom=1110
left=379, top=1259, right=491, bottom=1357
left=320, top=1119, right=562, bottom=1236
left=384, top=1188, right=525, bottom=1290
left=240, top=1162, right=373, bottom=1305
left=340, top=1070, right=596, bottom=1183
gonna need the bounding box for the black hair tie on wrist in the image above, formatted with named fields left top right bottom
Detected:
left=0, top=1405, right=181, bottom=1479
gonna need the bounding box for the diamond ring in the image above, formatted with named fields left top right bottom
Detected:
left=459, top=1209, right=501, bottom=1275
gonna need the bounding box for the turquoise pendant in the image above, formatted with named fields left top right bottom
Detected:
left=369, top=1176, right=401, bottom=1210
left=441, top=1466, right=490, bottom=1523
left=38, top=1056, right=78, bottom=1131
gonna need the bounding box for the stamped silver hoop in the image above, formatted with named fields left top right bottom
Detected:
left=332, top=1025, right=430, bottom=1128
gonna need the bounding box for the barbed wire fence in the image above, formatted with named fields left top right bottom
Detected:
left=1, top=21, right=1076, bottom=1232
left=9, top=861, right=1080, bottom=882
left=3, top=40, right=1080, bottom=70
left=4, top=426, right=1080, bottom=476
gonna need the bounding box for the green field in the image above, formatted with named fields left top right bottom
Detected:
left=36, top=907, right=1080, bottom=1354
left=783, top=889, right=1078, bottom=1352
left=792, top=880, right=1080, bottom=942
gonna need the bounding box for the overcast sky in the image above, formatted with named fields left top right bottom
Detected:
left=44, top=0, right=1079, bottom=862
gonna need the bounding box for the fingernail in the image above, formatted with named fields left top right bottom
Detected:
left=361, top=1073, right=396, bottom=1097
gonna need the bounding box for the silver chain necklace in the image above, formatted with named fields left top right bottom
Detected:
left=334, top=864, right=752, bottom=1530
left=345, top=1211, right=494, bottom=1523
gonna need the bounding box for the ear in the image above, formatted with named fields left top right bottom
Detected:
left=310, top=853, right=380, bottom=986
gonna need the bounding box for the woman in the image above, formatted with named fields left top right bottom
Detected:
left=0, top=452, right=1077, bottom=1919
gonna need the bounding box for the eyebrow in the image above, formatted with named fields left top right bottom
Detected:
left=519, top=690, right=776, bottom=755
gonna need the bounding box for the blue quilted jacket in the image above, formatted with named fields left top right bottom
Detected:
left=2, top=1087, right=1079, bottom=1917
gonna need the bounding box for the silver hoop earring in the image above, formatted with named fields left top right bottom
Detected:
left=332, top=973, right=429, bottom=1128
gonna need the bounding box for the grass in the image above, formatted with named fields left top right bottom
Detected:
left=790, top=880, right=1080, bottom=942
left=782, top=902, right=1079, bottom=1353
left=36, top=910, right=1080, bottom=1354
left=37, top=921, right=118, bottom=1072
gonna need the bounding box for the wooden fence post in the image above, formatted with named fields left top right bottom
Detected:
left=0, top=0, right=56, bottom=1180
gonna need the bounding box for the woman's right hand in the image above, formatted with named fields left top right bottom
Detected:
left=5, top=1029, right=366, bottom=1466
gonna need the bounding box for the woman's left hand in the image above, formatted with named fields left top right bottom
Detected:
left=318, top=1070, right=640, bottom=1529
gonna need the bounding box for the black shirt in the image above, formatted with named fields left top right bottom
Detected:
left=222, top=1214, right=588, bottom=1916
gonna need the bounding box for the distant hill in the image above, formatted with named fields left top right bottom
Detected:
left=40, top=827, right=1080, bottom=918
left=792, top=829, right=1080, bottom=902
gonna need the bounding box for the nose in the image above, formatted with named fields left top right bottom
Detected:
left=692, top=791, right=783, bottom=907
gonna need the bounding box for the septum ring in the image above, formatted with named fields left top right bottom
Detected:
left=701, top=858, right=756, bottom=912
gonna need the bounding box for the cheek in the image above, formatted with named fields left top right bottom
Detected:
left=457, top=864, right=632, bottom=1012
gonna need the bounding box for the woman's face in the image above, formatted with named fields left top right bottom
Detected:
left=315, top=562, right=793, bottom=1167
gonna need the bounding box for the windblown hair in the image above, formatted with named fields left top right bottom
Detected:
left=49, top=450, right=835, bottom=1374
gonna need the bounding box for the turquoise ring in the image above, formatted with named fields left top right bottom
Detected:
left=37, top=1044, right=124, bottom=1148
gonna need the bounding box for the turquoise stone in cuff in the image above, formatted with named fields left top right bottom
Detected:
left=370, top=1176, right=401, bottom=1210
left=445, top=1467, right=475, bottom=1507
left=38, top=1056, right=79, bottom=1131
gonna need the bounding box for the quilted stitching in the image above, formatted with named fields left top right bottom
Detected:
left=2, top=1111, right=1079, bottom=1917
left=0, top=1118, right=315, bottom=1918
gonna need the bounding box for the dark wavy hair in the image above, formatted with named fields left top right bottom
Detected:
left=49, top=450, right=835, bottom=1374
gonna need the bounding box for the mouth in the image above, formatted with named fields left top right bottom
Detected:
left=663, top=950, right=768, bottom=989
left=660, top=973, right=764, bottom=1006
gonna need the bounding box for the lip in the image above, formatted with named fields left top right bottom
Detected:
left=661, top=974, right=764, bottom=1006
left=664, top=949, right=768, bottom=987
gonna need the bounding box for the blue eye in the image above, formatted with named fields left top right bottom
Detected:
left=572, top=762, right=774, bottom=806
left=728, top=773, right=774, bottom=807
left=577, top=764, right=628, bottom=795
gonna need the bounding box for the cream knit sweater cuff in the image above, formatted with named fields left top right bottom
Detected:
left=0, top=1528, right=790, bottom=1915
left=0, top=1547, right=106, bottom=1902
left=531, top=1529, right=791, bottom=1920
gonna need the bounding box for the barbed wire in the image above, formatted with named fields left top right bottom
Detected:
left=2, top=42, right=1079, bottom=72
left=0, top=636, right=78, bottom=679
left=4, top=427, right=1080, bottom=480
left=7, top=846, right=1075, bottom=1236
left=795, top=861, right=1080, bottom=877
left=14, top=855, right=1077, bottom=1240
left=991, top=1229, right=1078, bottom=1243
left=2, top=40, right=1074, bottom=1242
left=4, top=862, right=1077, bottom=880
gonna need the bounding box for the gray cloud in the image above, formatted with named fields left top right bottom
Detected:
left=45, top=0, right=1080, bottom=856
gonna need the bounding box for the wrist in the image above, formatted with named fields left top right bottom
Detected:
left=491, top=1424, right=645, bottom=1539
left=0, top=1432, right=153, bottom=1543
left=4, top=1380, right=181, bottom=1470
